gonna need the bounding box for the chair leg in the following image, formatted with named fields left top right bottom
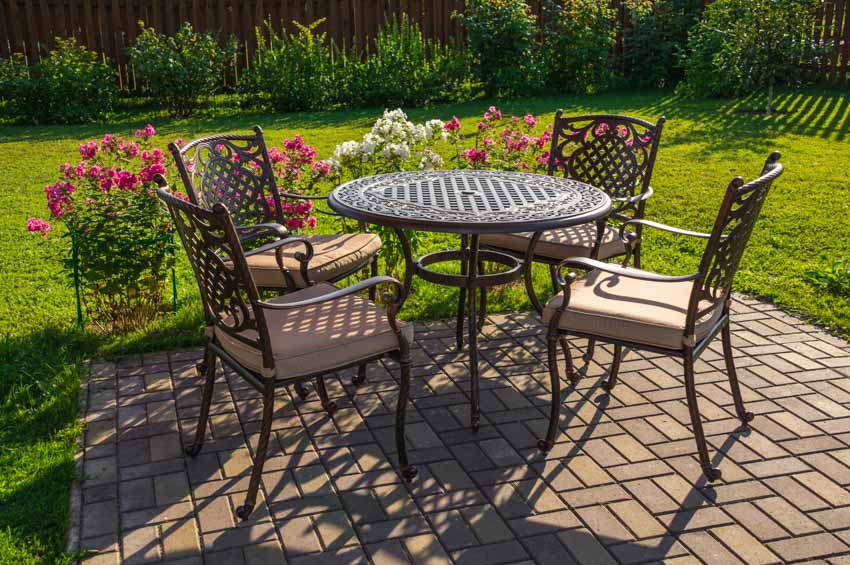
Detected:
left=538, top=332, right=562, bottom=453
left=684, top=351, right=722, bottom=481
left=352, top=363, right=367, bottom=386
left=478, top=258, right=487, bottom=332
left=456, top=289, right=466, bottom=351
left=602, top=344, right=622, bottom=391
left=186, top=346, right=216, bottom=457
left=396, top=349, right=418, bottom=481
left=722, top=322, right=755, bottom=426
left=559, top=336, right=579, bottom=385
left=293, top=382, right=310, bottom=401
left=315, top=377, right=338, bottom=413
left=368, top=256, right=379, bottom=301
left=583, top=339, right=597, bottom=362
left=236, top=379, right=275, bottom=520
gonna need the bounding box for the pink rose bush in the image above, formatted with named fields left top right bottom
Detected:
left=27, top=125, right=177, bottom=332
left=450, top=106, right=552, bottom=172
left=264, top=135, right=334, bottom=231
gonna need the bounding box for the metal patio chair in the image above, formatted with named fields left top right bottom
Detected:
left=169, top=126, right=383, bottom=387
left=156, top=182, right=417, bottom=520
left=477, top=113, right=665, bottom=352
left=537, top=152, right=783, bottom=481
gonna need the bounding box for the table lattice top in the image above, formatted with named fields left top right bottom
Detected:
left=328, top=170, right=611, bottom=234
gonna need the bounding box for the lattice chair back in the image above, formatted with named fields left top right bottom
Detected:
left=156, top=182, right=275, bottom=371
left=547, top=112, right=664, bottom=217
left=687, top=152, right=784, bottom=331
left=168, top=126, right=283, bottom=228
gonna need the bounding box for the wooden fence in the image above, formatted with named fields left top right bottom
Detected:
left=1, top=0, right=848, bottom=83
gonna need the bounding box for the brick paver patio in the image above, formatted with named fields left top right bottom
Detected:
left=77, top=296, right=850, bottom=564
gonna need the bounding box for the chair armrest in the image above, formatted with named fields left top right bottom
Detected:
left=236, top=222, right=289, bottom=243
left=278, top=191, right=329, bottom=201
left=619, top=218, right=713, bottom=242
left=555, top=256, right=701, bottom=285
left=613, top=186, right=654, bottom=205
left=243, top=236, right=314, bottom=259
left=255, top=276, right=403, bottom=310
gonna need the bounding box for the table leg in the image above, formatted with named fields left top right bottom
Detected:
left=524, top=231, right=545, bottom=315
left=456, top=234, right=468, bottom=352
left=393, top=228, right=414, bottom=309
left=468, top=234, right=480, bottom=430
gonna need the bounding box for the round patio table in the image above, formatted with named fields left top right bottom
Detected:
left=329, top=169, right=611, bottom=429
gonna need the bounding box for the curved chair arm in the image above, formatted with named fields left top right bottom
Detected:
left=243, top=235, right=313, bottom=259
left=236, top=222, right=289, bottom=243
left=255, top=276, right=403, bottom=310
left=612, top=185, right=654, bottom=205
left=278, top=191, right=329, bottom=201
left=554, top=256, right=701, bottom=288
left=618, top=218, right=713, bottom=242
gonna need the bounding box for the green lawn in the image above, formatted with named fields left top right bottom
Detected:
left=1, top=88, right=849, bottom=562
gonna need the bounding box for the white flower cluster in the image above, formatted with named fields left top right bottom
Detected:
left=419, top=148, right=444, bottom=170
left=331, top=109, right=446, bottom=171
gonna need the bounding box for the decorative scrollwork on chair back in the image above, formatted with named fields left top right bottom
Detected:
left=168, top=126, right=283, bottom=228
left=548, top=112, right=664, bottom=218
left=156, top=184, right=271, bottom=360
left=688, top=152, right=784, bottom=326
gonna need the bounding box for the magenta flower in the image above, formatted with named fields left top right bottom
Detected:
left=80, top=141, right=98, bottom=160
left=444, top=116, right=461, bottom=132
left=312, top=160, right=331, bottom=178
left=463, top=148, right=488, bottom=165
left=524, top=114, right=537, bottom=128
left=27, top=217, right=52, bottom=237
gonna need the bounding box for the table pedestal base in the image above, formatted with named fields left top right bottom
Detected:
left=396, top=230, right=524, bottom=429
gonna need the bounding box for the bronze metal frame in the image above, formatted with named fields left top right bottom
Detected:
left=169, top=126, right=382, bottom=389
left=155, top=181, right=417, bottom=520
left=481, top=113, right=666, bottom=317
left=538, top=152, right=783, bottom=481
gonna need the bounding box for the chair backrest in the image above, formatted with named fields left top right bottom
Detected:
left=168, top=126, right=284, bottom=228
left=686, top=152, right=784, bottom=333
left=547, top=112, right=665, bottom=216
left=156, top=181, right=274, bottom=370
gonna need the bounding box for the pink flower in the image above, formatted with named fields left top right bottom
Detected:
left=487, top=106, right=502, bottom=119
left=139, top=163, right=166, bottom=183
left=444, top=116, right=461, bottom=132
left=305, top=216, right=317, bottom=228
left=524, top=114, right=537, bottom=128
left=59, top=163, right=74, bottom=179
left=595, top=123, right=610, bottom=136
left=116, top=171, right=139, bottom=190
left=174, top=138, right=183, bottom=147
left=294, top=200, right=313, bottom=215
left=79, top=141, right=98, bottom=160
left=126, top=142, right=140, bottom=158
left=27, top=217, right=52, bottom=237
left=287, top=217, right=304, bottom=230
left=312, top=160, right=331, bottom=178
left=463, top=148, right=488, bottom=165
left=483, top=138, right=494, bottom=147
left=135, top=124, right=156, bottom=139
left=477, top=121, right=487, bottom=131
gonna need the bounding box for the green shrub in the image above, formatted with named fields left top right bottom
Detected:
left=128, top=22, right=237, bottom=116
left=806, top=260, right=850, bottom=298
left=2, top=39, right=115, bottom=124
left=240, top=20, right=336, bottom=112
left=541, top=0, right=616, bottom=94
left=454, top=0, right=544, bottom=97
left=346, top=14, right=473, bottom=107
left=621, top=0, right=702, bottom=89
left=680, top=0, right=828, bottom=113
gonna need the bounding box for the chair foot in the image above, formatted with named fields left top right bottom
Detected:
left=352, top=369, right=366, bottom=386
left=471, top=413, right=480, bottom=431
left=601, top=379, right=616, bottom=392
left=295, top=382, right=310, bottom=401
left=235, top=504, right=254, bottom=521
left=537, top=439, right=554, bottom=453
left=740, top=411, right=755, bottom=426
left=185, top=443, right=203, bottom=457
left=324, top=400, right=338, bottom=414
left=401, top=465, right=418, bottom=482
left=195, top=360, right=207, bottom=375
left=704, top=466, right=722, bottom=482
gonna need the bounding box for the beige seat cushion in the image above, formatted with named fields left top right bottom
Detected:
left=542, top=269, right=721, bottom=350
left=247, top=233, right=381, bottom=288
left=216, top=283, right=413, bottom=379
left=480, top=223, right=626, bottom=261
